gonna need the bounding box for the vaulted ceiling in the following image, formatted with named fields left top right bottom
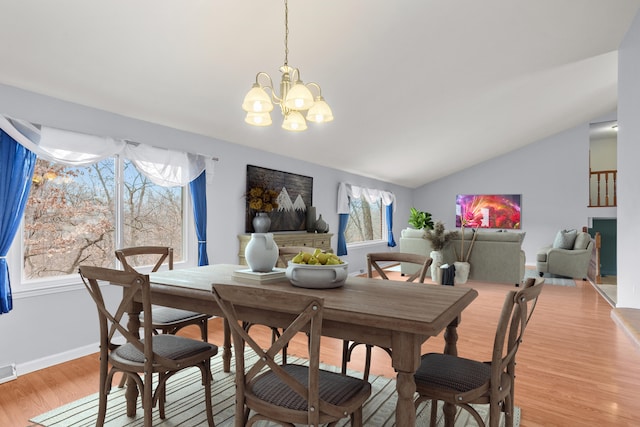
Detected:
left=1, top=1, right=638, bottom=188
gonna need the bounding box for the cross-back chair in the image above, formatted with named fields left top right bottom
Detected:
left=212, top=283, right=371, bottom=426
left=245, top=245, right=317, bottom=365
left=78, top=265, right=218, bottom=427
left=413, top=277, right=544, bottom=427
left=115, top=246, right=212, bottom=341
left=342, top=252, right=433, bottom=380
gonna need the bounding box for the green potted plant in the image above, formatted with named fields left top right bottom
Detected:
left=408, top=207, right=434, bottom=230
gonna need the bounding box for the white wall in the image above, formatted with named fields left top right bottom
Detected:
left=0, top=84, right=414, bottom=374
left=617, top=10, right=640, bottom=309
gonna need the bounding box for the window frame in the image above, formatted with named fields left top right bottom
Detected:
left=9, top=155, right=196, bottom=297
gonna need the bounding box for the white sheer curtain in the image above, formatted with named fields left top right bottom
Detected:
left=337, top=182, right=396, bottom=213
left=0, top=114, right=211, bottom=185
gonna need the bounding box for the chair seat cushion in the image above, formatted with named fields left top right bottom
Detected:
left=148, top=306, right=209, bottom=325
left=114, top=334, right=218, bottom=363
left=250, top=364, right=370, bottom=411
left=414, top=353, right=490, bottom=393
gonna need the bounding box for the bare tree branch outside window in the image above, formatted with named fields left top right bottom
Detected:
left=23, top=158, right=184, bottom=279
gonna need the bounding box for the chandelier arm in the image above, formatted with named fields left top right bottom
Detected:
left=255, top=72, right=274, bottom=89
left=305, top=82, right=322, bottom=97
left=255, top=72, right=283, bottom=104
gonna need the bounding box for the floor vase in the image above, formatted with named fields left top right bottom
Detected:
left=454, top=261, right=470, bottom=284
left=430, top=250, right=443, bottom=282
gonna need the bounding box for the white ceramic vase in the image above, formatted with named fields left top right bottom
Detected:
left=244, top=233, right=279, bottom=272
left=430, top=250, right=443, bottom=282
left=454, top=261, right=470, bottom=284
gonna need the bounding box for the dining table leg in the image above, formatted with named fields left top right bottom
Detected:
left=392, top=332, right=419, bottom=427
left=443, top=319, right=460, bottom=427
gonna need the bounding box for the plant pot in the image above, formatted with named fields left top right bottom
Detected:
left=454, top=261, right=470, bottom=284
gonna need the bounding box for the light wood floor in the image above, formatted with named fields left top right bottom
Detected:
left=4, top=274, right=640, bottom=426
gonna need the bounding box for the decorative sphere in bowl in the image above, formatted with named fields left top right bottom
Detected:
left=286, top=261, right=349, bottom=289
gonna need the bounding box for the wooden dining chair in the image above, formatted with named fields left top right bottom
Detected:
left=413, top=277, right=544, bottom=427
left=342, top=252, right=433, bottom=380
left=246, top=245, right=316, bottom=365
left=212, top=283, right=371, bottom=426
left=115, top=246, right=212, bottom=341
left=78, top=265, right=218, bottom=427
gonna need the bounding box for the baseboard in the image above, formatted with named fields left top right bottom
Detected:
left=16, top=343, right=98, bottom=377
left=611, top=308, right=640, bottom=350
left=0, top=363, right=17, bottom=384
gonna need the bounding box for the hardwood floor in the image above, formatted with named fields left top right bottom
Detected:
left=4, top=275, right=640, bottom=426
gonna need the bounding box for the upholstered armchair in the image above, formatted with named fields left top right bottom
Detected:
left=536, top=230, right=593, bottom=279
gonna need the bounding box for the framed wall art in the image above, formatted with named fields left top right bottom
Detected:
left=245, top=165, right=313, bottom=233
left=455, top=194, right=522, bottom=229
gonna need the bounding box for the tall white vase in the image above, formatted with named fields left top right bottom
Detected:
left=454, top=261, right=470, bottom=284
left=430, top=250, right=443, bottom=283
left=245, top=233, right=279, bottom=272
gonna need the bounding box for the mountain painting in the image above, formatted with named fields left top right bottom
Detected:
left=246, top=165, right=313, bottom=232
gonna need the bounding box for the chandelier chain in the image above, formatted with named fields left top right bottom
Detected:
left=283, top=0, right=289, bottom=67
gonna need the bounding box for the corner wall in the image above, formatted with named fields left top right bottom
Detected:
left=617, top=10, right=640, bottom=309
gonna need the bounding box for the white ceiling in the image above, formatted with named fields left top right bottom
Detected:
left=1, top=1, right=638, bottom=188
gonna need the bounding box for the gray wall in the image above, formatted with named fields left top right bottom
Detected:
left=0, top=84, right=413, bottom=374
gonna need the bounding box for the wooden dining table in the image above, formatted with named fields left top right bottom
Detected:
left=124, top=264, right=477, bottom=427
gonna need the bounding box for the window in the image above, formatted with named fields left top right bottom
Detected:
left=345, top=197, right=384, bottom=244
left=22, top=157, right=185, bottom=280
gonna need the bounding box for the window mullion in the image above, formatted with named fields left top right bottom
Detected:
left=114, top=155, right=124, bottom=253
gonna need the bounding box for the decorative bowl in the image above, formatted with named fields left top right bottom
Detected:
left=286, top=261, right=349, bottom=289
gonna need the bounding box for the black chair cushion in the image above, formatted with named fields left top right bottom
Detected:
left=146, top=306, right=207, bottom=324
left=114, top=334, right=218, bottom=363
left=414, top=353, right=491, bottom=393
left=251, top=364, right=370, bottom=411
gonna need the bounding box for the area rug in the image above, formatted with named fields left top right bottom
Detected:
left=523, top=268, right=575, bottom=286
left=30, top=353, right=520, bottom=426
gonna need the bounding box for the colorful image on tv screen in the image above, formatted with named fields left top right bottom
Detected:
left=455, top=194, right=521, bottom=229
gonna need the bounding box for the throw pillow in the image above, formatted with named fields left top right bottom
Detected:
left=553, top=229, right=577, bottom=249
left=573, top=232, right=591, bottom=250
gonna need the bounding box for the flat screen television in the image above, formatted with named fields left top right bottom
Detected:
left=455, top=194, right=521, bottom=229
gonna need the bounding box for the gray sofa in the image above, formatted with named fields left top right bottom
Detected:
left=399, top=228, right=526, bottom=285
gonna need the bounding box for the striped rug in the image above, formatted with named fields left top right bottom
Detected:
left=30, top=353, right=520, bottom=426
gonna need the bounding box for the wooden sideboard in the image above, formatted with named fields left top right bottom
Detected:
left=237, top=232, right=333, bottom=266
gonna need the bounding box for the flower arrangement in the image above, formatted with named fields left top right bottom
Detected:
left=424, top=221, right=457, bottom=251
left=246, top=186, right=279, bottom=212
left=458, top=210, right=483, bottom=262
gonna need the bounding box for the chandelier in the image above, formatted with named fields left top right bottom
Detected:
left=241, top=0, right=333, bottom=132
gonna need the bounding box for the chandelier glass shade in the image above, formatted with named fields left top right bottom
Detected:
left=242, top=0, right=333, bottom=132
